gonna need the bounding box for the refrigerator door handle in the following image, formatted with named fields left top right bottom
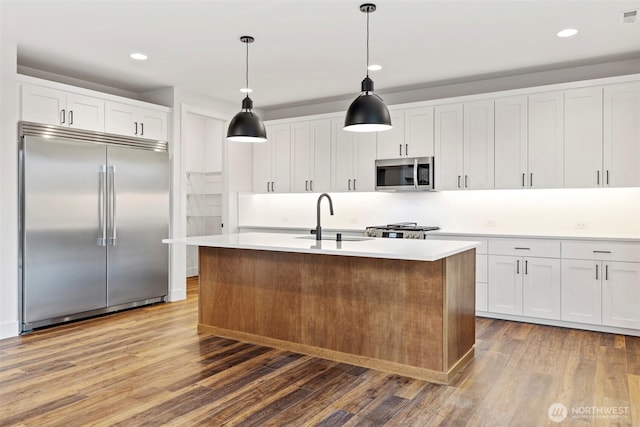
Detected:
left=108, top=165, right=117, bottom=246
left=97, top=165, right=107, bottom=246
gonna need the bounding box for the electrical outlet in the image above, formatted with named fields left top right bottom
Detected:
left=487, top=220, right=497, bottom=227
left=575, top=222, right=588, bottom=229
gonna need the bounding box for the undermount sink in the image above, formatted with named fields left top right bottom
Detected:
left=295, top=235, right=373, bottom=242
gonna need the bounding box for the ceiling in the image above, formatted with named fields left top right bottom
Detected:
left=2, top=0, right=640, bottom=109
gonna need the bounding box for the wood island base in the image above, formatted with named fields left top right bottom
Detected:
left=198, top=246, right=476, bottom=384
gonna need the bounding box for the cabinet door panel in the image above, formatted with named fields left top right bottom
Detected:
left=138, top=108, right=167, bottom=141
left=269, top=123, right=291, bottom=193
left=332, top=119, right=355, bottom=191
left=435, top=104, right=464, bottom=190
left=476, top=282, right=488, bottom=312
left=564, top=87, right=603, bottom=188
left=354, top=133, right=376, bottom=192
left=253, top=126, right=274, bottom=193
left=602, top=261, right=640, bottom=329
left=488, top=255, right=522, bottom=315
left=105, top=101, right=137, bottom=136
left=604, top=82, right=640, bottom=187
left=405, top=106, right=434, bottom=158
left=495, top=96, right=527, bottom=189
left=523, top=258, right=560, bottom=319
left=561, top=260, right=601, bottom=324
left=528, top=92, right=564, bottom=188
left=291, top=122, right=311, bottom=192
left=21, top=84, right=66, bottom=126
left=464, top=100, right=494, bottom=189
left=376, top=110, right=405, bottom=159
left=311, top=119, right=332, bottom=192
left=67, top=93, right=105, bottom=132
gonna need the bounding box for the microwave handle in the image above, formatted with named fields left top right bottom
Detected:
left=413, top=158, right=419, bottom=189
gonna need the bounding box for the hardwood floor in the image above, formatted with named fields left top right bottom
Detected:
left=1, top=277, right=638, bottom=426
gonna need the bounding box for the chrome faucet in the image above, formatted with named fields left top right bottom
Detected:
left=316, top=193, right=334, bottom=241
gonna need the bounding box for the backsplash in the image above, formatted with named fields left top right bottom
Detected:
left=238, top=188, right=640, bottom=236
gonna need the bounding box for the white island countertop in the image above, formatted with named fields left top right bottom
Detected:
left=164, top=232, right=480, bottom=262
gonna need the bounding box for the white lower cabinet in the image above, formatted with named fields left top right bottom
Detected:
left=522, top=258, right=561, bottom=319
left=476, top=254, right=488, bottom=312
left=561, top=260, right=603, bottom=324
left=488, top=255, right=523, bottom=315
left=602, top=261, right=640, bottom=329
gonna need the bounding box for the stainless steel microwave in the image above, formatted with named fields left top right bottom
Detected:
left=375, top=157, right=435, bottom=191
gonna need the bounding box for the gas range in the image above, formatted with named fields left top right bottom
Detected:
left=365, top=222, right=440, bottom=239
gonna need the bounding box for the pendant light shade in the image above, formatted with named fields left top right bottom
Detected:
left=227, top=36, right=268, bottom=143
left=344, top=3, right=392, bottom=133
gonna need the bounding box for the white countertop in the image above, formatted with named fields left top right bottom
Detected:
left=164, top=232, right=480, bottom=262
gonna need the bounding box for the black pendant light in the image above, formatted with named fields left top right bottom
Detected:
left=344, top=3, right=392, bottom=132
left=227, top=36, right=268, bottom=143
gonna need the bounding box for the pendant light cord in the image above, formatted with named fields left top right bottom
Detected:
left=245, top=40, right=250, bottom=102
left=366, top=9, right=370, bottom=78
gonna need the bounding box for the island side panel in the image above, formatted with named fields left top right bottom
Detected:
left=301, top=255, right=444, bottom=371
left=443, top=249, right=476, bottom=371
left=198, top=247, right=303, bottom=341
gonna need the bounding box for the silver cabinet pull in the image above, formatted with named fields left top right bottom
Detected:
left=266, top=182, right=270, bottom=192
left=530, top=173, right=533, bottom=187
left=605, top=264, right=608, bottom=280
left=593, top=250, right=611, bottom=254
left=134, top=122, right=138, bottom=135
left=140, top=122, right=144, bottom=136
left=108, top=165, right=117, bottom=246
left=271, top=181, right=274, bottom=192
left=60, top=109, right=65, bottom=124
left=405, top=144, right=408, bottom=156
left=348, top=179, right=351, bottom=191
left=353, top=179, right=357, bottom=191
left=305, top=180, right=308, bottom=191
left=525, top=260, right=528, bottom=275
left=69, top=110, right=73, bottom=125
left=465, top=175, right=469, bottom=188
left=597, top=170, right=600, bottom=186
left=606, top=170, right=609, bottom=185
left=516, top=259, right=520, bottom=274
left=522, top=173, right=525, bottom=187
left=457, top=175, right=461, bottom=188
left=310, top=180, right=313, bottom=192
left=399, top=144, right=402, bottom=156
left=596, top=264, right=599, bottom=280
left=97, top=165, right=107, bottom=246
left=514, top=247, right=530, bottom=250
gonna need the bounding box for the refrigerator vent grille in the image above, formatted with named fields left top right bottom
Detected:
left=19, top=122, right=168, bottom=152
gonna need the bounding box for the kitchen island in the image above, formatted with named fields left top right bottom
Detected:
left=168, top=232, right=479, bottom=384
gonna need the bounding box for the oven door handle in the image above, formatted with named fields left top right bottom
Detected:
left=413, top=158, right=419, bottom=189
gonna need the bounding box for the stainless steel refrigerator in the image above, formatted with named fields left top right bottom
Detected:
left=19, top=122, right=170, bottom=332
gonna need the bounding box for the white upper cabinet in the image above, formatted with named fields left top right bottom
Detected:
left=463, top=100, right=494, bottom=190
left=603, top=81, right=640, bottom=187
left=332, top=118, right=376, bottom=192
left=253, top=123, right=291, bottom=193
left=376, top=106, right=434, bottom=160
left=528, top=91, right=564, bottom=188
left=435, top=103, right=464, bottom=190
left=21, top=84, right=104, bottom=132
left=105, top=101, right=168, bottom=141
left=564, top=87, right=604, bottom=188
left=435, top=101, right=493, bottom=190
left=376, top=110, right=405, bottom=159
left=494, top=96, right=528, bottom=189
left=290, top=119, right=331, bottom=193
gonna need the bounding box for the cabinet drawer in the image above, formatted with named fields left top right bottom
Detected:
left=429, top=235, right=488, bottom=254
left=488, top=238, right=560, bottom=258
left=562, top=241, right=640, bottom=262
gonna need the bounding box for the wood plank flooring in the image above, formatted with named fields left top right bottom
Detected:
left=1, top=277, right=639, bottom=426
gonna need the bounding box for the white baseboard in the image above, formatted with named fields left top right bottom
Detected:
left=0, top=320, right=19, bottom=339
left=168, top=288, right=186, bottom=302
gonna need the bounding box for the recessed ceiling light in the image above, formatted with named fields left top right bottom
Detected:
left=556, top=28, right=578, bottom=38
left=367, top=64, right=382, bottom=71
left=240, top=87, right=253, bottom=93
left=130, top=52, right=148, bottom=61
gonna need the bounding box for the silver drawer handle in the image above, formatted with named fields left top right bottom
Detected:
left=514, top=247, right=530, bottom=250
left=593, top=250, right=611, bottom=254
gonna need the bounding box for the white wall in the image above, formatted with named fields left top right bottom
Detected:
left=238, top=188, right=640, bottom=237
left=0, top=40, right=19, bottom=339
